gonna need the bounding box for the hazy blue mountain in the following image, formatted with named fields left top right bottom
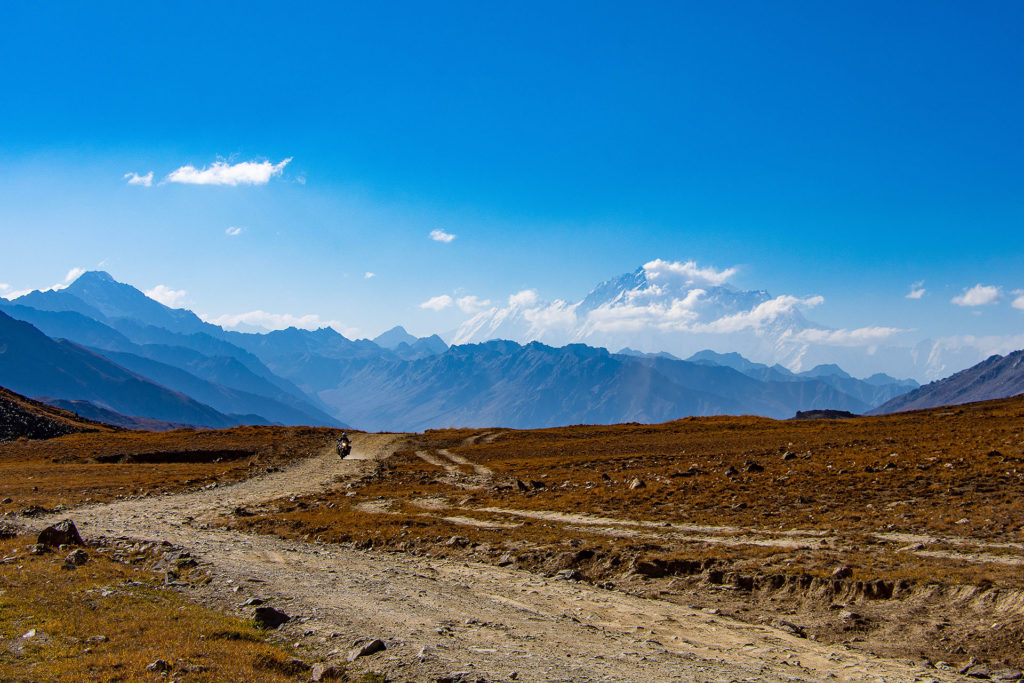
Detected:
left=0, top=311, right=253, bottom=428
left=872, top=350, right=1024, bottom=414
left=0, top=301, right=338, bottom=425
left=373, top=325, right=419, bottom=349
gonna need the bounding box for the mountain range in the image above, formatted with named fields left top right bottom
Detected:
left=871, top=350, right=1024, bottom=414
left=0, top=270, right=940, bottom=430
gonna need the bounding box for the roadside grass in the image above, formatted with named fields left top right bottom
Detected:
left=0, top=426, right=339, bottom=514
left=0, top=534, right=306, bottom=682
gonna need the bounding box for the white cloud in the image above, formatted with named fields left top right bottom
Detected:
left=64, top=267, right=85, bottom=283
left=696, top=295, right=824, bottom=334
left=643, top=259, right=737, bottom=287
left=204, top=310, right=349, bottom=334
left=906, top=281, right=925, bottom=299
left=166, top=158, right=291, bottom=186
left=420, top=294, right=453, bottom=311
left=790, top=326, right=906, bottom=347
left=144, top=284, right=188, bottom=308
left=225, top=226, right=244, bottom=236
left=1012, top=291, right=1024, bottom=311
left=429, top=229, right=456, bottom=243
left=951, top=284, right=1001, bottom=307
left=456, top=295, right=492, bottom=313
left=364, top=272, right=376, bottom=279
left=124, top=171, right=153, bottom=187
left=508, top=290, right=539, bottom=308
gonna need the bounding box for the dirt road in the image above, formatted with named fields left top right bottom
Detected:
left=26, top=435, right=956, bottom=681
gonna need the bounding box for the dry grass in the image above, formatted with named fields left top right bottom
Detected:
left=0, top=426, right=340, bottom=514
left=0, top=534, right=305, bottom=682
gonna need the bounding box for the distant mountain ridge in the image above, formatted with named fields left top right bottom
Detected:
left=0, top=270, right=922, bottom=430
left=872, top=350, right=1024, bottom=414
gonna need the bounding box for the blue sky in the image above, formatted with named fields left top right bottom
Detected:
left=1, top=2, right=1022, bottom=362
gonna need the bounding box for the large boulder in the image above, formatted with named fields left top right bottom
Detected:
left=37, top=519, right=84, bottom=548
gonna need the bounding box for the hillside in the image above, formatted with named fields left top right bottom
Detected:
left=0, top=385, right=112, bottom=440
left=872, top=349, right=1024, bottom=414
left=0, top=311, right=258, bottom=428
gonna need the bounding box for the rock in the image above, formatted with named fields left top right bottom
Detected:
left=993, top=670, right=1023, bottom=681
left=0, top=522, right=18, bottom=540
left=528, top=480, right=546, bottom=490
left=253, top=606, right=291, bottom=629
left=311, top=662, right=345, bottom=681
left=744, top=461, right=764, bottom=473
left=514, top=479, right=530, bottom=492
left=781, top=451, right=796, bottom=460
left=146, top=659, right=172, bottom=672
left=496, top=553, right=515, bottom=567
left=86, top=635, right=108, bottom=643
left=241, top=597, right=264, bottom=606
left=831, top=566, right=853, bottom=579
left=20, top=505, right=51, bottom=517
left=960, top=663, right=993, bottom=678
left=64, top=549, right=89, bottom=566
left=22, top=629, right=36, bottom=639
left=37, top=519, right=83, bottom=548
left=770, top=618, right=806, bottom=638
left=28, top=543, right=48, bottom=555
left=723, top=466, right=738, bottom=477
left=600, top=472, right=611, bottom=481
left=838, top=610, right=862, bottom=621
left=555, top=569, right=583, bottom=581
left=1, top=497, right=12, bottom=504
left=418, top=645, right=435, bottom=660
left=628, top=477, right=646, bottom=489
left=347, top=638, right=386, bottom=662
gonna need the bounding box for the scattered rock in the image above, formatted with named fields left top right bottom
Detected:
left=37, top=519, right=84, bottom=548
left=64, top=549, right=89, bottom=566
left=347, top=638, right=386, bottom=662
left=241, top=597, right=264, bottom=606
left=311, top=662, right=345, bottom=681
left=528, top=480, right=546, bottom=490
left=993, top=670, right=1023, bottom=681
left=253, top=606, right=291, bottom=629
left=0, top=497, right=12, bottom=504
left=20, top=505, right=52, bottom=517
left=496, top=553, right=515, bottom=567
left=514, top=479, right=530, bottom=492
left=555, top=569, right=583, bottom=581
left=744, top=460, right=764, bottom=473
left=86, top=635, right=108, bottom=643
left=831, top=566, right=853, bottom=579
left=0, top=522, right=18, bottom=540
left=22, top=629, right=36, bottom=639
left=628, top=477, right=646, bottom=490
left=723, top=466, right=738, bottom=477
left=781, top=451, right=796, bottom=460
left=961, top=662, right=993, bottom=678
left=146, top=659, right=172, bottom=672
left=28, top=543, right=49, bottom=555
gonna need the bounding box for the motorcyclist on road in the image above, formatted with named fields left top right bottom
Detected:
left=337, top=432, right=351, bottom=458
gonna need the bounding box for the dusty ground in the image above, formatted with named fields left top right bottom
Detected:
left=9, top=431, right=994, bottom=681
left=231, top=397, right=1024, bottom=676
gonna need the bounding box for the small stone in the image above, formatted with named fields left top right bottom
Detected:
left=960, top=662, right=993, bottom=678
left=555, top=569, right=583, bottom=581
left=744, top=461, right=764, bottom=473
left=65, top=549, right=89, bottom=566
left=1, top=497, right=12, bottom=504
left=22, top=629, right=36, bottom=639
left=28, top=544, right=48, bottom=555
left=146, top=659, right=171, bottom=672
left=311, top=662, right=345, bottom=681
left=241, top=597, right=264, bottom=606
left=628, top=477, right=646, bottom=489
left=86, top=635, right=108, bottom=643
left=781, top=451, right=796, bottom=461
left=347, top=638, right=386, bottom=662
left=993, top=670, right=1023, bottom=681
left=253, top=606, right=291, bottom=629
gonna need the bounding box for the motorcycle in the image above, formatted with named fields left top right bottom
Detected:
left=336, top=439, right=352, bottom=458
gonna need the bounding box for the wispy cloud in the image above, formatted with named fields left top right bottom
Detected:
left=951, top=284, right=1001, bottom=307
left=166, top=158, right=291, bottom=186
left=204, top=309, right=350, bottom=334
left=1012, top=291, right=1024, bottom=311
left=64, top=267, right=85, bottom=283
left=643, top=259, right=736, bottom=287
left=124, top=171, right=153, bottom=187
left=456, top=295, right=492, bottom=313
left=144, top=284, right=187, bottom=308
left=429, top=229, right=456, bottom=243
left=420, top=294, right=453, bottom=311
left=789, top=326, right=906, bottom=347
left=364, top=272, right=376, bottom=279
left=906, top=281, right=926, bottom=299
left=225, top=226, right=244, bottom=236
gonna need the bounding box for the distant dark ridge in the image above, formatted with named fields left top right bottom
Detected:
left=791, top=409, right=860, bottom=420
left=41, top=398, right=197, bottom=432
